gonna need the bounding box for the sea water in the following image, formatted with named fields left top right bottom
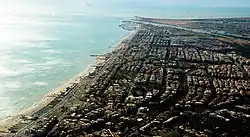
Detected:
left=0, top=0, right=250, bottom=119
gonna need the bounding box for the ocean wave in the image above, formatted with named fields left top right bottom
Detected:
left=27, top=68, right=35, bottom=72
left=38, top=73, right=47, bottom=77
left=42, top=56, right=58, bottom=60
left=0, top=108, right=6, bottom=112
left=33, top=81, right=48, bottom=87
left=68, top=13, right=86, bottom=16
left=41, top=49, right=63, bottom=54
left=41, top=57, right=71, bottom=67
left=40, top=66, right=53, bottom=70
left=4, top=81, right=21, bottom=90
left=13, top=59, right=32, bottom=64
left=39, top=38, right=59, bottom=42
left=60, top=63, right=72, bottom=67
left=0, top=67, right=20, bottom=77
left=44, top=60, right=60, bottom=65
left=20, top=97, right=26, bottom=100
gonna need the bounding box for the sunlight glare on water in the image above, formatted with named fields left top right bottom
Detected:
left=0, top=0, right=128, bottom=119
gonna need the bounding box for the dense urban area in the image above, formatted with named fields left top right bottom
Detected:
left=7, top=20, right=250, bottom=137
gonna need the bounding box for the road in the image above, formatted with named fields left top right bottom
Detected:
left=12, top=81, right=85, bottom=137
left=11, top=29, right=138, bottom=137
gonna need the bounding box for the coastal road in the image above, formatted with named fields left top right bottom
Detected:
left=13, top=29, right=139, bottom=137
left=13, top=81, right=85, bottom=136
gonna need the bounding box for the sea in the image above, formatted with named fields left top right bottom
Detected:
left=0, top=0, right=250, bottom=120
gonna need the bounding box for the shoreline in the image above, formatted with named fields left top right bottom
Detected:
left=0, top=29, right=136, bottom=133
left=0, top=64, right=96, bottom=133
left=8, top=17, right=250, bottom=137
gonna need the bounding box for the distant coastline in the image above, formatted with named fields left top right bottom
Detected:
left=134, top=16, right=250, bottom=44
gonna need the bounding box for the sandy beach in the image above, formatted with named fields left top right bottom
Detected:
left=0, top=63, right=96, bottom=133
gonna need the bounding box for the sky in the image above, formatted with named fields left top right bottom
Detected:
left=1, top=0, right=250, bottom=8
left=0, top=0, right=249, bottom=16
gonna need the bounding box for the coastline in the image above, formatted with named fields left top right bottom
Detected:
left=0, top=29, right=136, bottom=133
left=0, top=64, right=96, bottom=133
left=7, top=17, right=250, bottom=137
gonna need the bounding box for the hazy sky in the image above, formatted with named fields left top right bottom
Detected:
left=0, top=0, right=249, bottom=15
left=1, top=0, right=250, bottom=7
